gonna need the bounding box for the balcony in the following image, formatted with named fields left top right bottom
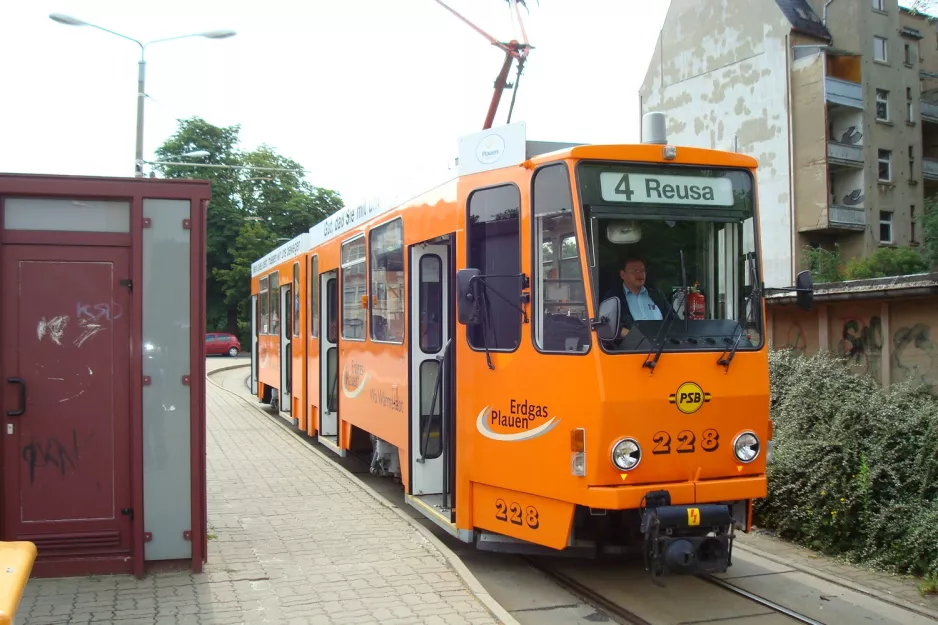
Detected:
left=922, top=100, right=938, bottom=124
left=924, top=158, right=938, bottom=180
left=827, top=141, right=863, bottom=167
left=828, top=204, right=866, bottom=231
left=825, top=77, right=862, bottom=109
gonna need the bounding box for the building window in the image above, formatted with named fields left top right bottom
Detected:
left=876, top=89, right=889, bottom=120
left=467, top=184, right=522, bottom=351
left=369, top=218, right=404, bottom=343
left=879, top=210, right=893, bottom=243
left=874, top=36, right=888, bottom=62
left=909, top=144, right=915, bottom=177
left=878, top=149, right=892, bottom=181
left=872, top=0, right=884, bottom=10
left=532, top=163, right=590, bottom=353
left=905, top=43, right=914, bottom=65
left=340, top=236, right=367, bottom=340
left=911, top=205, right=918, bottom=242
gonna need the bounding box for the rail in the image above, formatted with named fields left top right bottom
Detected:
left=0, top=541, right=37, bottom=625
left=523, top=555, right=826, bottom=625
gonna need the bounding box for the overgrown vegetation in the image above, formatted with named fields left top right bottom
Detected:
left=801, top=244, right=931, bottom=283
left=754, top=349, right=938, bottom=583
left=802, top=194, right=938, bottom=283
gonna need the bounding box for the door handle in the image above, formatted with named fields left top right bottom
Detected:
left=6, top=378, right=25, bottom=416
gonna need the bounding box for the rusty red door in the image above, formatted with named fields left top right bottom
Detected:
left=2, top=245, right=132, bottom=565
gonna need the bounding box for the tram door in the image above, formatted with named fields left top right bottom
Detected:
left=409, top=242, right=452, bottom=505
left=250, top=294, right=258, bottom=394
left=280, top=284, right=292, bottom=414
left=319, top=271, right=340, bottom=444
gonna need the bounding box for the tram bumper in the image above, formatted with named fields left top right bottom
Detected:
left=640, top=490, right=734, bottom=577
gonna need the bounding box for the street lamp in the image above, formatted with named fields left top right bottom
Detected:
left=48, top=13, right=236, bottom=177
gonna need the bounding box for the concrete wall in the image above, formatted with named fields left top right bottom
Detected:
left=790, top=51, right=829, bottom=232
left=808, top=0, right=925, bottom=258
left=639, top=0, right=795, bottom=289
left=767, top=295, right=938, bottom=389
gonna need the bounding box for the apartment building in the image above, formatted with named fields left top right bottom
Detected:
left=639, top=0, right=934, bottom=288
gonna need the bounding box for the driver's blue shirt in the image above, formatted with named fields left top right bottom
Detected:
left=624, top=285, right=663, bottom=320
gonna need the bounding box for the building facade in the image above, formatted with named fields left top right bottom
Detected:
left=639, top=0, right=935, bottom=288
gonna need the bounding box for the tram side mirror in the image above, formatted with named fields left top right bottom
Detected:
left=795, top=270, right=814, bottom=311
left=456, top=268, right=482, bottom=325
left=594, top=297, right=621, bottom=341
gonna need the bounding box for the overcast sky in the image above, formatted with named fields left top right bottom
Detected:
left=0, top=0, right=672, bottom=209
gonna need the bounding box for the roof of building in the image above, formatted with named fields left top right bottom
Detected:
left=766, top=272, right=938, bottom=305
left=775, top=0, right=833, bottom=42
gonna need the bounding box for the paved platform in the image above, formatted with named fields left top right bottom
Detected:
left=14, top=366, right=509, bottom=625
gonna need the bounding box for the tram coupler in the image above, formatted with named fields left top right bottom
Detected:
left=639, top=490, right=735, bottom=580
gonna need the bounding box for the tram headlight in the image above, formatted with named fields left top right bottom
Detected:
left=611, top=438, right=642, bottom=471
left=733, top=432, right=760, bottom=463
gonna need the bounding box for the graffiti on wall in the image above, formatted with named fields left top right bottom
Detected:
left=838, top=316, right=883, bottom=382
left=892, top=323, right=937, bottom=387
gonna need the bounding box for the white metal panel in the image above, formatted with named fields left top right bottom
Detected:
left=320, top=272, right=338, bottom=437
left=250, top=295, right=258, bottom=395
left=410, top=244, right=450, bottom=496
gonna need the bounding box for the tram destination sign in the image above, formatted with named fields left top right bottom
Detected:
left=598, top=171, right=735, bottom=207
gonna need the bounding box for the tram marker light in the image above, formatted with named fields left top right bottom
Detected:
left=571, top=428, right=586, bottom=477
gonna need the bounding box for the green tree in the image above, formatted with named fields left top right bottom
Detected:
left=153, top=117, right=345, bottom=336
left=924, top=194, right=938, bottom=268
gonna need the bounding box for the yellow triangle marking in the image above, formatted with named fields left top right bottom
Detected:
left=737, top=466, right=743, bottom=473
left=620, top=474, right=628, bottom=481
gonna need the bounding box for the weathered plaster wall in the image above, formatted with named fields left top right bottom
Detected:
left=790, top=51, right=828, bottom=232
left=768, top=296, right=938, bottom=391
left=639, top=0, right=795, bottom=288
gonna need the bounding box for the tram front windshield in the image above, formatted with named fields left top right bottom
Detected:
left=576, top=162, right=762, bottom=355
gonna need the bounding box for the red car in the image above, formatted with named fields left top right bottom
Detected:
left=205, top=332, right=241, bottom=357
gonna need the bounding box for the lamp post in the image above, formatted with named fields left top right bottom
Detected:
left=48, top=14, right=236, bottom=177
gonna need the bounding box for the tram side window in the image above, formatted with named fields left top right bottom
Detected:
left=269, top=271, right=280, bottom=336
left=309, top=255, right=319, bottom=338
left=341, top=236, right=367, bottom=340
left=533, top=164, right=590, bottom=353
left=369, top=219, right=405, bottom=343
left=260, top=276, right=269, bottom=334
left=467, top=184, right=522, bottom=351
left=293, top=262, right=300, bottom=338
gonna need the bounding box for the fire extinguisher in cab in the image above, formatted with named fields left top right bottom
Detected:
left=687, top=282, right=705, bottom=320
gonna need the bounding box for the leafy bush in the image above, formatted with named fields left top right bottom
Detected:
left=800, top=243, right=930, bottom=284
left=843, top=246, right=930, bottom=280
left=754, top=349, right=938, bottom=579
left=801, top=244, right=844, bottom=283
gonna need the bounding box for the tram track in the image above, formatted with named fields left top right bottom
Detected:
left=522, top=555, right=825, bottom=625
left=519, top=556, right=652, bottom=625
left=698, top=573, right=825, bottom=625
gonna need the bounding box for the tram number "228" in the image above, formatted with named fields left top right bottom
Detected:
left=653, top=429, right=720, bottom=454
left=495, top=499, right=539, bottom=530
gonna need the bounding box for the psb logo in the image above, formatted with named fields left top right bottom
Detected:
left=668, top=381, right=711, bottom=414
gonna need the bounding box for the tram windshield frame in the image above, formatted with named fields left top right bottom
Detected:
left=573, top=160, right=764, bottom=356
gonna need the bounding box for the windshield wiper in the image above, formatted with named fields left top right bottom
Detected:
left=717, top=252, right=759, bottom=371
left=643, top=250, right=688, bottom=372
left=469, top=273, right=530, bottom=371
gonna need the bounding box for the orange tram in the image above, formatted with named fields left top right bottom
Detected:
left=249, top=113, right=814, bottom=577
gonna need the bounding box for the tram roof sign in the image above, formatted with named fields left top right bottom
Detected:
left=250, top=232, right=311, bottom=277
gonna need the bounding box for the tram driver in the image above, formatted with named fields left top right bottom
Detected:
left=603, top=256, right=670, bottom=338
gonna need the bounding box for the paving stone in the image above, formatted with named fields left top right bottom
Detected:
left=14, top=379, right=502, bottom=625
